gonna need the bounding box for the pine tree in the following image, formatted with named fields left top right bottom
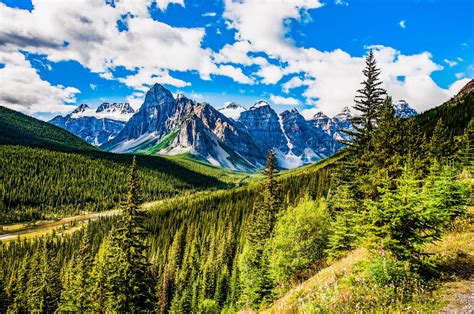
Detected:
left=340, top=50, right=387, bottom=198
left=58, top=232, right=93, bottom=311
left=343, top=50, right=386, bottom=149
left=425, top=162, right=467, bottom=219
left=365, top=162, right=450, bottom=261
left=238, top=150, right=281, bottom=308
left=110, top=156, right=155, bottom=311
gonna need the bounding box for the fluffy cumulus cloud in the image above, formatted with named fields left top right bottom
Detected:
left=0, top=0, right=245, bottom=115
left=0, top=47, right=79, bottom=115
left=217, top=0, right=469, bottom=116
left=270, top=94, right=300, bottom=106
left=0, top=0, right=468, bottom=117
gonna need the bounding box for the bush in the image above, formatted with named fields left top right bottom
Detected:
left=268, top=197, right=331, bottom=285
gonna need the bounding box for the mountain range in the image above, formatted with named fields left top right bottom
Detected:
left=49, top=84, right=418, bottom=171
left=50, top=102, right=135, bottom=146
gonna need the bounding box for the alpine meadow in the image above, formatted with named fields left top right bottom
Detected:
left=0, top=0, right=473, bottom=313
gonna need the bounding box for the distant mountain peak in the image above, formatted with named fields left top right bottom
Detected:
left=96, top=102, right=135, bottom=114
left=340, top=106, right=351, bottom=115
left=143, top=83, right=175, bottom=107
left=250, top=100, right=270, bottom=109
left=313, top=111, right=328, bottom=120
left=72, top=104, right=90, bottom=114
left=395, top=100, right=417, bottom=118
left=219, top=102, right=246, bottom=120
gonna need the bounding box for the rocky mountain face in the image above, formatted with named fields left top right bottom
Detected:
left=50, top=102, right=135, bottom=146
left=455, top=79, right=474, bottom=99
left=310, top=106, right=352, bottom=143
left=99, top=84, right=351, bottom=170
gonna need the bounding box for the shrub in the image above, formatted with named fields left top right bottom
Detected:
left=268, top=197, right=331, bottom=285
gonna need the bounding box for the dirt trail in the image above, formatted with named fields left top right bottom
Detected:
left=438, top=277, right=474, bottom=313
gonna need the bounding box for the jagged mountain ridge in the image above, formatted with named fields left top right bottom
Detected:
left=49, top=102, right=135, bottom=146
left=100, top=84, right=349, bottom=170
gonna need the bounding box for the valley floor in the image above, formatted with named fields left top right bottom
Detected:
left=0, top=209, right=118, bottom=242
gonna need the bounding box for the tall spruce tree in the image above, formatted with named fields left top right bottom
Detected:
left=340, top=50, right=387, bottom=198
left=110, top=156, right=155, bottom=311
left=238, top=150, right=281, bottom=308
left=343, top=50, right=387, bottom=150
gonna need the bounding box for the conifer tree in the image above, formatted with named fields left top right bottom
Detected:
left=111, top=156, right=155, bottom=311
left=340, top=50, right=387, bottom=198
left=238, top=150, right=281, bottom=308
left=58, top=232, right=93, bottom=311
left=365, top=163, right=450, bottom=261
left=343, top=50, right=386, bottom=150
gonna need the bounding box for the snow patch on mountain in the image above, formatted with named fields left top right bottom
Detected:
left=395, top=100, right=417, bottom=118
left=70, top=102, right=135, bottom=121
left=218, top=102, right=247, bottom=120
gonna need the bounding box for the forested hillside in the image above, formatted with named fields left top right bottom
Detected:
left=0, top=106, right=95, bottom=152
left=0, top=53, right=472, bottom=313
left=0, top=107, right=253, bottom=224
left=0, top=146, right=235, bottom=223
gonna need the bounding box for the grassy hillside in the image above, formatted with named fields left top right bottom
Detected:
left=0, top=106, right=95, bottom=152
left=264, top=207, right=473, bottom=313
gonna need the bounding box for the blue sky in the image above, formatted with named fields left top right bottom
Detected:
left=0, top=0, right=472, bottom=120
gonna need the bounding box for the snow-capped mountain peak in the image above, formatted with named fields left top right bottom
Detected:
left=71, top=104, right=90, bottom=114
left=218, top=102, right=247, bottom=120
left=250, top=100, right=270, bottom=109
left=395, top=100, right=417, bottom=118
left=96, top=102, right=134, bottom=114
left=69, top=102, right=135, bottom=121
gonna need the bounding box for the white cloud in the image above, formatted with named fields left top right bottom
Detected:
left=399, top=20, right=406, bottom=29
left=455, top=72, right=465, bottom=79
left=270, top=94, right=299, bottom=106
left=216, top=65, right=254, bottom=84
left=223, top=0, right=323, bottom=60
left=0, top=48, right=79, bottom=116
left=282, top=77, right=306, bottom=93
left=118, top=67, right=190, bottom=92
left=221, top=1, right=467, bottom=116
left=89, top=83, right=97, bottom=90
left=155, top=0, right=185, bottom=11
left=443, top=59, right=458, bottom=67
left=256, top=62, right=284, bottom=84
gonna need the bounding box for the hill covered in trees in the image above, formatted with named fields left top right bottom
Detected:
left=0, top=54, right=472, bottom=312
left=0, top=106, right=257, bottom=224
left=0, top=106, right=96, bottom=153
